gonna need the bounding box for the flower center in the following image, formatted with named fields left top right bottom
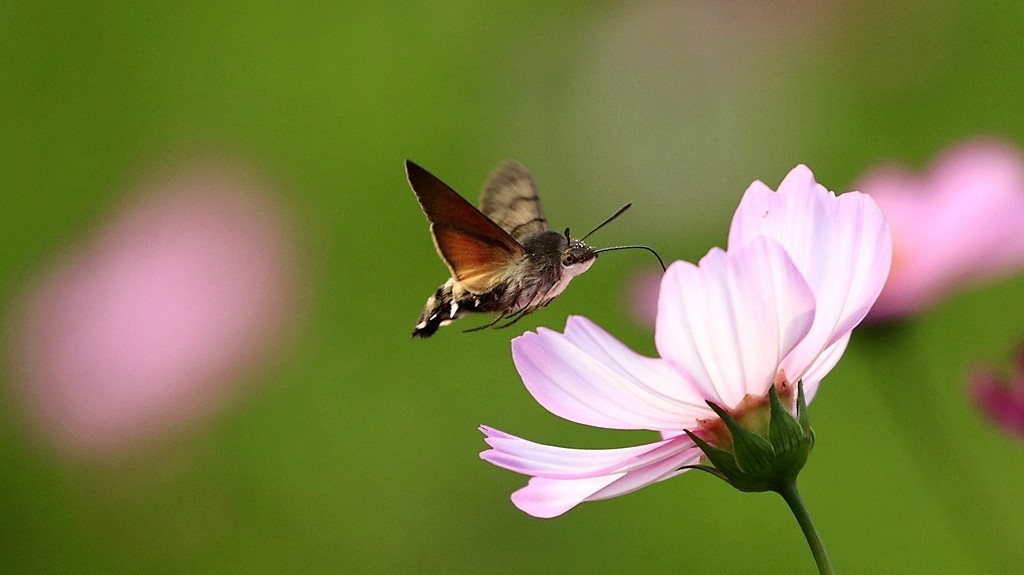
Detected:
left=696, top=369, right=796, bottom=451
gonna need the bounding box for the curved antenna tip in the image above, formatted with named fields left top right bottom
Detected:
left=580, top=203, right=633, bottom=242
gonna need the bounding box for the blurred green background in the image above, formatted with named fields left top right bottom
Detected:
left=3, top=1, right=1024, bottom=573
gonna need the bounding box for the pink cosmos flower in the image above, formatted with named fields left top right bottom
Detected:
left=969, top=347, right=1024, bottom=437
left=9, top=166, right=297, bottom=457
left=858, top=139, right=1024, bottom=321
left=481, top=166, right=891, bottom=518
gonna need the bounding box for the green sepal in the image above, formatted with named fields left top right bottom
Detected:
left=766, top=383, right=812, bottom=483
left=684, top=382, right=816, bottom=494
left=684, top=430, right=745, bottom=479
left=684, top=465, right=731, bottom=483
left=768, top=384, right=805, bottom=454
left=705, top=400, right=775, bottom=474
left=796, top=380, right=815, bottom=452
left=796, top=379, right=811, bottom=430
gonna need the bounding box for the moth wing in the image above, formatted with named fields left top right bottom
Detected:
left=406, top=160, right=524, bottom=293
left=431, top=224, right=520, bottom=293
left=479, top=162, right=549, bottom=243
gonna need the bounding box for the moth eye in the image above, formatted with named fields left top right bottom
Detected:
left=561, top=254, right=575, bottom=266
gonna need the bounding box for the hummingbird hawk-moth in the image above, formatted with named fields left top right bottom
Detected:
left=406, top=160, right=663, bottom=337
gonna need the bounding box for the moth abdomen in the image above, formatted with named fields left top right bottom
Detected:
left=412, top=280, right=501, bottom=338
left=413, top=283, right=454, bottom=338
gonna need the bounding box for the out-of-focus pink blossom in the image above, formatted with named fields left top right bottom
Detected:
left=970, top=347, right=1024, bottom=437
left=10, top=167, right=297, bottom=457
left=859, top=139, right=1024, bottom=321
left=622, top=268, right=662, bottom=327
left=481, top=166, right=891, bottom=518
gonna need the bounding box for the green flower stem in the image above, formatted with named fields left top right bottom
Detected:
left=777, top=480, right=835, bottom=575
left=858, top=323, right=1020, bottom=571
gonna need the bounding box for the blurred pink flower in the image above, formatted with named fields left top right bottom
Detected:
left=621, top=267, right=662, bottom=327
left=481, top=166, right=891, bottom=518
left=858, top=139, right=1024, bottom=321
left=10, top=167, right=297, bottom=457
left=970, top=347, right=1024, bottom=437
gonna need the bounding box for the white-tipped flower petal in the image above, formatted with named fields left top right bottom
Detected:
left=509, top=442, right=701, bottom=518
left=481, top=425, right=694, bottom=479
left=800, top=333, right=850, bottom=403
left=656, top=238, right=816, bottom=407
left=510, top=476, right=622, bottom=519
left=729, top=165, right=892, bottom=381
left=513, top=318, right=711, bottom=430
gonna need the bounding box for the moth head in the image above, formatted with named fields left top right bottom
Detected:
left=560, top=228, right=597, bottom=276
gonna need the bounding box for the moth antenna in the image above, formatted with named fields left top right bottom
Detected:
left=594, top=244, right=667, bottom=272
left=580, top=203, right=632, bottom=242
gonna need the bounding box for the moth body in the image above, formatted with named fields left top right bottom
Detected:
left=406, top=160, right=603, bottom=337
left=412, top=232, right=597, bottom=337
left=405, top=158, right=665, bottom=337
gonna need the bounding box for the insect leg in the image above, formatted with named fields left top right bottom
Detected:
left=494, top=306, right=541, bottom=329
left=463, top=310, right=511, bottom=333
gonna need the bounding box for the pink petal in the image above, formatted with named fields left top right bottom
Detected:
left=509, top=443, right=701, bottom=518
left=561, top=317, right=711, bottom=414
left=655, top=238, right=816, bottom=408
left=862, top=140, right=1024, bottom=320
left=622, top=267, right=663, bottom=327
left=728, top=165, right=891, bottom=381
left=854, top=167, right=942, bottom=318
left=511, top=475, right=622, bottom=519
left=930, top=140, right=1024, bottom=280
left=512, top=318, right=711, bottom=431
left=800, top=333, right=850, bottom=403
left=587, top=445, right=701, bottom=500
left=969, top=367, right=1024, bottom=436
left=480, top=425, right=693, bottom=479
left=10, top=168, right=297, bottom=456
